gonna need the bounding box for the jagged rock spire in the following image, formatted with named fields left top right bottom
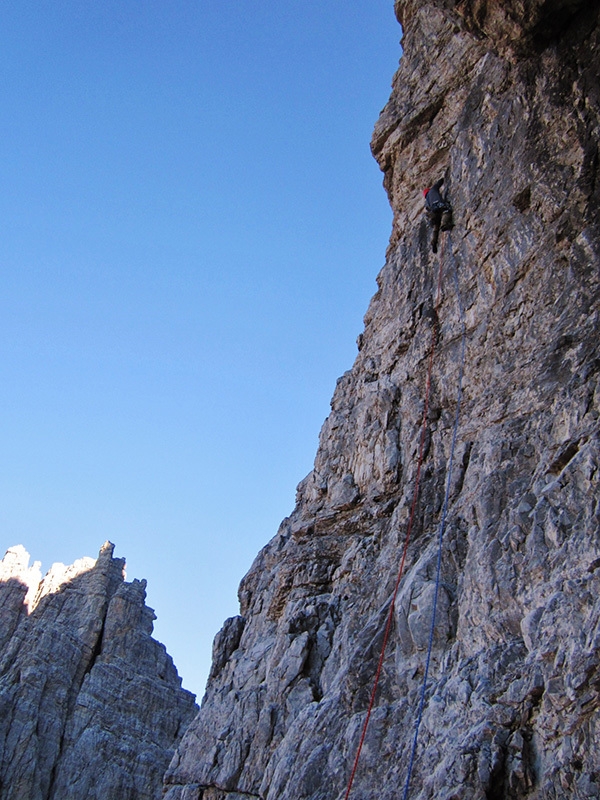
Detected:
left=0, top=543, right=198, bottom=800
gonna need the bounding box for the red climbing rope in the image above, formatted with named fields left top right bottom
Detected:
left=402, top=229, right=465, bottom=799
left=343, top=235, right=447, bottom=800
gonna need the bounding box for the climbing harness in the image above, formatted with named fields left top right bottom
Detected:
left=344, top=230, right=467, bottom=800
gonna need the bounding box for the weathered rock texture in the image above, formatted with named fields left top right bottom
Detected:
left=165, top=1, right=600, bottom=798
left=0, top=542, right=197, bottom=800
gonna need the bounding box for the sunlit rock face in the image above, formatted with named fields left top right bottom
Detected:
left=164, top=1, right=600, bottom=798
left=0, top=542, right=198, bottom=800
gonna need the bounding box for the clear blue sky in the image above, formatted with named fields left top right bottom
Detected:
left=0, top=1, right=401, bottom=695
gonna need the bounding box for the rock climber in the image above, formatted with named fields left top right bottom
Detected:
left=423, top=177, right=453, bottom=253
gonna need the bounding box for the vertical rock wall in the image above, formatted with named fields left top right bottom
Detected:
left=165, top=1, right=600, bottom=798
left=0, top=543, right=198, bottom=800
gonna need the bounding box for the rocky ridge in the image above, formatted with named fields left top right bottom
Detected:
left=164, top=1, right=600, bottom=798
left=0, top=542, right=198, bottom=800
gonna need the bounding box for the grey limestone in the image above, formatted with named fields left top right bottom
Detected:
left=165, top=1, right=600, bottom=798
left=0, top=542, right=198, bottom=800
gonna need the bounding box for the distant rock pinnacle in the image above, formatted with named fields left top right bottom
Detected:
left=0, top=542, right=198, bottom=800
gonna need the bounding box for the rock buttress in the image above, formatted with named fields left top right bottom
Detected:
left=165, top=1, right=600, bottom=798
left=0, top=543, right=198, bottom=800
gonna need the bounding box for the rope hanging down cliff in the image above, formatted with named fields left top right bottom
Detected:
left=344, top=222, right=466, bottom=800
left=402, top=231, right=466, bottom=799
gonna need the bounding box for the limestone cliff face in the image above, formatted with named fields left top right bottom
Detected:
left=165, top=1, right=600, bottom=798
left=0, top=542, right=198, bottom=800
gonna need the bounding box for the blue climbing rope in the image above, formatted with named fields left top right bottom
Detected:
left=402, top=231, right=466, bottom=800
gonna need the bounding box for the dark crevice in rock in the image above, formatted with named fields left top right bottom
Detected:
left=547, top=439, right=580, bottom=475
left=84, top=607, right=107, bottom=679
left=512, top=186, right=531, bottom=212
